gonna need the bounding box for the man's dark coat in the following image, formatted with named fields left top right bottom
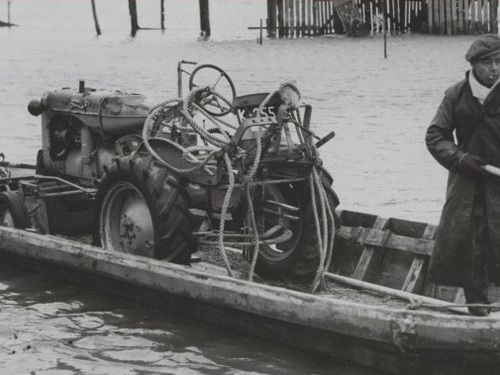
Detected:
left=426, top=71, right=500, bottom=287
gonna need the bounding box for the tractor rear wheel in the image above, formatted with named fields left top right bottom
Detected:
left=0, top=191, right=30, bottom=229
left=95, top=153, right=196, bottom=264
left=253, top=181, right=339, bottom=281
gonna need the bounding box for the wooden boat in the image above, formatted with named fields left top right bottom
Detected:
left=0, top=169, right=499, bottom=375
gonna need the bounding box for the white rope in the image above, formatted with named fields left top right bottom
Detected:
left=246, top=184, right=260, bottom=281
left=217, top=153, right=236, bottom=277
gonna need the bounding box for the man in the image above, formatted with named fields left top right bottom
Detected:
left=426, top=34, right=500, bottom=316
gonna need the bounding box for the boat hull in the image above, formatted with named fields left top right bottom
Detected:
left=0, top=227, right=499, bottom=374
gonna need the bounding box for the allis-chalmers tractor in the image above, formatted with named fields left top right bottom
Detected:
left=0, top=62, right=338, bottom=282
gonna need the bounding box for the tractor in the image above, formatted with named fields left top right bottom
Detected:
left=1, top=61, right=339, bottom=281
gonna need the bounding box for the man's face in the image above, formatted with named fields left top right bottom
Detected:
left=472, top=51, right=500, bottom=88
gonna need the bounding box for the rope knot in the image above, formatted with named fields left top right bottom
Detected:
left=406, top=298, right=423, bottom=310
left=279, top=81, right=301, bottom=108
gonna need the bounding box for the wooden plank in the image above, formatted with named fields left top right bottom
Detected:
left=325, top=0, right=330, bottom=33
left=478, top=0, right=485, bottom=33
left=301, top=0, right=306, bottom=36
left=438, top=0, right=445, bottom=34
left=433, top=0, right=440, bottom=33
left=446, top=0, right=453, bottom=34
left=464, top=0, right=470, bottom=33
left=285, top=0, right=290, bottom=37
left=491, top=0, right=499, bottom=33
left=453, top=287, right=466, bottom=304
left=351, top=217, right=390, bottom=280
left=312, top=0, right=318, bottom=36
left=401, top=224, right=437, bottom=293
left=325, top=273, right=468, bottom=315
left=337, top=226, right=435, bottom=257
left=370, top=1, right=375, bottom=35
left=451, top=0, right=458, bottom=34
left=307, top=0, right=312, bottom=35
left=457, top=0, right=464, bottom=33
left=470, top=0, right=477, bottom=33
left=395, top=0, right=400, bottom=33
left=319, top=0, right=324, bottom=34
left=277, top=0, right=285, bottom=37
left=316, top=0, right=323, bottom=35
left=388, top=0, right=396, bottom=34
left=290, top=0, right=295, bottom=37
left=294, top=0, right=299, bottom=36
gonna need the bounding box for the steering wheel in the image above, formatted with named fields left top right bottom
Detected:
left=188, top=64, right=236, bottom=117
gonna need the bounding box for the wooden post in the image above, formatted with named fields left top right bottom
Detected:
left=332, top=1, right=343, bottom=34
left=199, top=0, right=211, bottom=39
left=294, top=0, right=298, bottom=36
left=277, top=0, right=285, bottom=37
left=457, top=0, right=464, bottom=33
left=267, top=0, right=277, bottom=38
left=464, top=0, right=470, bottom=34
left=384, top=16, right=387, bottom=58
left=307, top=0, right=312, bottom=36
left=446, top=0, right=453, bottom=35
left=259, top=18, right=263, bottom=44
left=470, top=0, right=477, bottom=34
left=7, top=0, right=11, bottom=28
left=90, top=0, right=102, bottom=36
left=284, top=0, right=289, bottom=37
left=400, top=0, right=406, bottom=32
left=301, top=0, right=306, bottom=38
left=491, top=0, right=499, bottom=33
left=128, top=0, right=139, bottom=37
left=433, top=0, right=439, bottom=34
left=312, top=0, right=317, bottom=35
left=161, top=0, right=165, bottom=31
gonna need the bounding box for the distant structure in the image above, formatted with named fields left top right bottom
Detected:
left=265, top=0, right=499, bottom=37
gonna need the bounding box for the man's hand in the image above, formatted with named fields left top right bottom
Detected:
left=458, top=153, right=487, bottom=179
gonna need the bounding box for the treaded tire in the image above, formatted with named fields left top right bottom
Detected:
left=0, top=191, right=30, bottom=229
left=254, top=181, right=339, bottom=281
left=94, top=152, right=196, bottom=264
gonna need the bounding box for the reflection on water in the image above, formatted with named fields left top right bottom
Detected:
left=0, top=0, right=481, bottom=373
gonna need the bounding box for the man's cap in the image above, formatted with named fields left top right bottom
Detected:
left=465, top=34, right=500, bottom=62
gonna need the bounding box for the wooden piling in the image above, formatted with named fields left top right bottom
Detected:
left=90, top=0, right=101, bottom=36
left=161, top=0, right=165, bottom=31
left=7, top=0, right=11, bottom=28
left=128, top=0, right=139, bottom=37
left=199, top=0, right=211, bottom=38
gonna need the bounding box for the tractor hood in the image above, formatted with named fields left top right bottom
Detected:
left=29, top=82, right=150, bottom=135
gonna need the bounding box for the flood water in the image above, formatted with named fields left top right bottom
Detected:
left=0, top=0, right=483, bottom=373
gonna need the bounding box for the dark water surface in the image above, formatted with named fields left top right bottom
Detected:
left=0, top=0, right=483, bottom=373
left=0, top=262, right=381, bottom=375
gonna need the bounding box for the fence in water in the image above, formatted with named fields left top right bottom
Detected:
left=265, top=0, right=499, bottom=37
